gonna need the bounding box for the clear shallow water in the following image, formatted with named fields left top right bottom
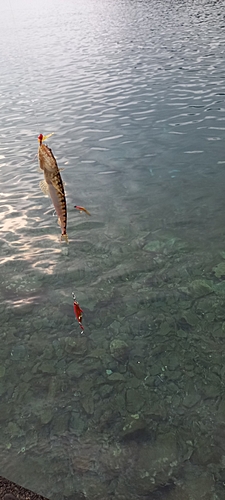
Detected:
left=1, top=0, right=225, bottom=498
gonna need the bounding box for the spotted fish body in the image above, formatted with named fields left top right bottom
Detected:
left=38, top=138, right=68, bottom=242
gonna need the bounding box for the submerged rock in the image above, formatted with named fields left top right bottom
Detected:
left=166, top=463, right=216, bottom=500
left=188, top=280, right=213, bottom=298
left=213, top=262, right=225, bottom=278
left=67, top=361, right=85, bottom=379
left=116, top=431, right=179, bottom=496
left=41, top=407, right=54, bottom=425
left=69, top=411, right=87, bottom=436
left=126, top=388, right=145, bottom=413
left=39, top=361, right=56, bottom=374
left=110, top=339, right=130, bottom=362
left=64, top=336, right=88, bottom=356
left=121, top=414, right=147, bottom=438
left=128, top=360, right=146, bottom=379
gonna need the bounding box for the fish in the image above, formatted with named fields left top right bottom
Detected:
left=72, top=292, right=84, bottom=331
left=38, top=133, right=68, bottom=242
left=74, top=205, right=91, bottom=216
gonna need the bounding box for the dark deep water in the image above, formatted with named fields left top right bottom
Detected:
left=1, top=0, right=225, bottom=498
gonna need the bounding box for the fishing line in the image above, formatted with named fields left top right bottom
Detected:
left=8, top=0, right=44, bottom=129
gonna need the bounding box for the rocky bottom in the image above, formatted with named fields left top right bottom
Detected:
left=1, top=233, right=225, bottom=500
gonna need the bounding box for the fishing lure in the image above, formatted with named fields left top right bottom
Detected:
left=74, top=205, right=91, bottom=216
left=72, top=292, right=84, bottom=331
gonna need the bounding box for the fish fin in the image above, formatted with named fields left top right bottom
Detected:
left=42, top=133, right=54, bottom=141
left=39, top=180, right=49, bottom=196
left=61, top=233, right=69, bottom=244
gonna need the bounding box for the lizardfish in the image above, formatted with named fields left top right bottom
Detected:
left=38, top=133, right=68, bottom=243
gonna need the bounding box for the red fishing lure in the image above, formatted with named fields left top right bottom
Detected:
left=72, top=292, right=84, bottom=331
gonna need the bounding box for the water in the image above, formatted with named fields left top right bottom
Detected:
left=1, top=0, right=225, bottom=498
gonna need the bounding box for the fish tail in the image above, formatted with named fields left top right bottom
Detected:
left=61, top=233, right=69, bottom=244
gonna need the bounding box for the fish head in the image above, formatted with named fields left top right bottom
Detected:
left=38, top=134, right=43, bottom=144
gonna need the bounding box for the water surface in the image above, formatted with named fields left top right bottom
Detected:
left=1, top=0, right=225, bottom=499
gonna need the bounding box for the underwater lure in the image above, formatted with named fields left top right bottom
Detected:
left=74, top=205, right=91, bottom=216
left=72, top=292, right=84, bottom=331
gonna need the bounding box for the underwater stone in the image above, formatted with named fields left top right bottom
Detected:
left=56, top=358, right=67, bottom=375
left=213, top=262, right=225, bottom=278
left=214, top=281, right=225, bottom=295
left=204, top=312, right=215, bottom=322
left=41, top=407, right=54, bottom=425
left=14, top=382, right=29, bottom=402
left=81, top=396, right=95, bottom=415
left=128, top=361, right=146, bottom=379
left=21, top=371, right=33, bottom=383
left=82, top=357, right=103, bottom=372
left=169, top=464, right=216, bottom=500
left=10, top=344, right=27, bottom=361
left=168, top=370, right=182, bottom=381
left=98, top=384, right=113, bottom=398
left=69, top=411, right=86, bottom=436
left=64, top=336, right=88, bottom=356
left=41, top=345, right=54, bottom=360
left=126, top=388, right=145, bottom=413
left=109, top=320, right=121, bottom=335
left=6, top=421, right=20, bottom=437
left=32, top=319, right=46, bottom=330
left=177, top=329, right=188, bottom=338
left=67, top=361, right=85, bottom=379
left=39, top=361, right=56, bottom=374
left=183, top=392, right=201, bottom=408
left=0, top=381, right=7, bottom=396
left=110, top=339, right=130, bottom=362
left=0, top=366, right=5, bottom=378
left=159, top=322, right=171, bottom=335
left=167, top=355, right=180, bottom=371
left=51, top=410, right=70, bottom=435
left=0, top=403, right=13, bottom=422
left=144, top=240, right=163, bottom=252
left=121, top=414, right=146, bottom=438
left=217, top=398, right=225, bottom=423
left=179, top=310, right=199, bottom=327
left=191, top=437, right=221, bottom=466
left=107, top=372, right=126, bottom=383
left=52, top=339, right=65, bottom=358
left=86, top=348, right=106, bottom=359
left=134, top=432, right=178, bottom=494
left=149, top=363, right=162, bottom=376
left=189, top=279, right=214, bottom=297
left=202, top=377, right=221, bottom=398
left=48, top=377, right=60, bottom=399
left=79, top=475, right=110, bottom=500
